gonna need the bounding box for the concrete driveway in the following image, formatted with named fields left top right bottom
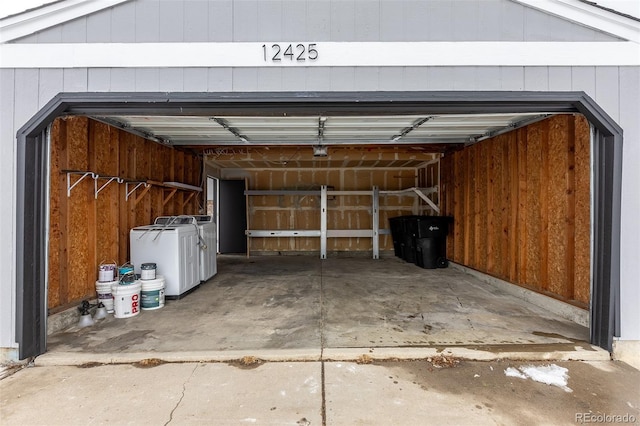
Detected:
left=1, top=359, right=639, bottom=425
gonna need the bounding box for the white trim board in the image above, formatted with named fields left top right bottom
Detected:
left=513, top=0, right=640, bottom=43
left=1, top=42, right=639, bottom=68
left=0, top=0, right=131, bottom=44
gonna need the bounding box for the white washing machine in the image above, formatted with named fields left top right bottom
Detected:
left=193, top=215, right=217, bottom=281
left=130, top=219, right=200, bottom=298
left=155, top=215, right=217, bottom=282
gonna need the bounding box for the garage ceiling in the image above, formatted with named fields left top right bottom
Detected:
left=95, top=112, right=553, bottom=149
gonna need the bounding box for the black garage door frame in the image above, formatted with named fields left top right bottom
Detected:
left=15, top=91, right=622, bottom=359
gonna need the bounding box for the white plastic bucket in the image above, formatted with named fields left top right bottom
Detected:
left=95, top=280, right=117, bottom=313
left=141, top=276, right=165, bottom=310
left=140, top=263, right=157, bottom=281
left=111, top=281, right=142, bottom=318
left=98, top=262, right=117, bottom=282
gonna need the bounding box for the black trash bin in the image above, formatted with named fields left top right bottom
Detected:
left=401, top=216, right=421, bottom=264
left=389, top=215, right=420, bottom=262
left=388, top=216, right=405, bottom=258
left=389, top=215, right=452, bottom=266
left=416, top=238, right=440, bottom=269
left=414, top=216, right=452, bottom=269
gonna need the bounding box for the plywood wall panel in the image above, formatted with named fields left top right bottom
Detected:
left=442, top=114, right=590, bottom=307
left=538, top=120, right=550, bottom=292
left=66, top=116, right=89, bottom=170
left=48, top=117, right=201, bottom=311
left=573, top=115, right=591, bottom=304
left=500, top=134, right=511, bottom=280
left=47, top=119, right=64, bottom=309
left=516, top=128, right=529, bottom=285
left=475, top=142, right=488, bottom=272
left=486, top=136, right=497, bottom=273
left=451, top=152, right=463, bottom=263
left=525, top=121, right=543, bottom=290
left=66, top=117, right=91, bottom=302
left=118, top=132, right=133, bottom=262
left=464, top=146, right=474, bottom=267
left=508, top=132, right=520, bottom=282
left=148, top=143, right=163, bottom=181
left=547, top=116, right=570, bottom=297
left=91, top=120, right=119, bottom=268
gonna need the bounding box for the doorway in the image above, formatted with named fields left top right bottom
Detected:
left=218, top=179, right=247, bottom=254
left=207, top=176, right=220, bottom=253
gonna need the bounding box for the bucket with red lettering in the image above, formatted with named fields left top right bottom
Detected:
left=111, top=281, right=142, bottom=319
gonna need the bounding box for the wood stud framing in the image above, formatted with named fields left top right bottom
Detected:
left=246, top=185, right=397, bottom=259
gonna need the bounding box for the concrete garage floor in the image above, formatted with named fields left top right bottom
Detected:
left=40, top=255, right=603, bottom=365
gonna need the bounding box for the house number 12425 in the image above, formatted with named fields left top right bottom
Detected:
left=262, top=43, right=319, bottom=62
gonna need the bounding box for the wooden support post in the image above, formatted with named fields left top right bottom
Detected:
left=245, top=178, right=250, bottom=258
left=372, top=186, right=379, bottom=259
left=320, top=185, right=327, bottom=259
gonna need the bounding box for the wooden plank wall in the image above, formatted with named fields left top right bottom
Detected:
left=247, top=168, right=420, bottom=253
left=441, top=115, right=591, bottom=306
left=48, top=116, right=201, bottom=312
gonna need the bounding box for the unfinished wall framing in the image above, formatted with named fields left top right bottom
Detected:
left=441, top=114, right=591, bottom=306
left=208, top=147, right=441, bottom=255
left=47, top=116, right=201, bottom=312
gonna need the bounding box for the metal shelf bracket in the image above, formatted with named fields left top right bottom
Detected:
left=66, top=171, right=96, bottom=197
left=125, top=181, right=150, bottom=201
left=94, top=176, right=123, bottom=199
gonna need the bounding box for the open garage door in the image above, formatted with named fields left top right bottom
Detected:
left=16, top=92, right=621, bottom=359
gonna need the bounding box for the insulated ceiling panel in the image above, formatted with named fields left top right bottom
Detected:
left=94, top=112, right=553, bottom=147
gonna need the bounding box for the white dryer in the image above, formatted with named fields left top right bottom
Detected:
left=130, top=219, right=200, bottom=298
left=155, top=215, right=217, bottom=282
left=192, top=215, right=217, bottom=281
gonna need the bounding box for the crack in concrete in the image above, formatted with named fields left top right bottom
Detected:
left=164, top=363, right=199, bottom=425
left=456, top=296, right=464, bottom=308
